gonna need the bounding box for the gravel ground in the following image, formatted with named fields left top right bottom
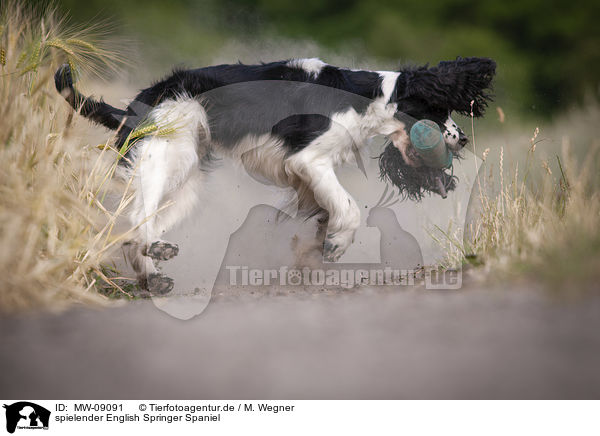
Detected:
left=1, top=282, right=599, bottom=399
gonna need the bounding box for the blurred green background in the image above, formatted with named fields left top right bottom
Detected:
left=47, top=0, right=600, bottom=118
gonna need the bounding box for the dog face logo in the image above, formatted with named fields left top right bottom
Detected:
left=3, top=402, right=50, bottom=433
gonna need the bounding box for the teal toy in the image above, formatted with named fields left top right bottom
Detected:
left=409, top=120, right=453, bottom=169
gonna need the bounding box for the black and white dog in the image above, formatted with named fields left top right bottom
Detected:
left=55, top=57, right=495, bottom=294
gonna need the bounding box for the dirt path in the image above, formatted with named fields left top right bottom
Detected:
left=1, top=282, right=599, bottom=399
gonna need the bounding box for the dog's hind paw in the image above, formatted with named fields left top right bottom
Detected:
left=146, top=240, right=179, bottom=261
left=146, top=273, right=175, bottom=295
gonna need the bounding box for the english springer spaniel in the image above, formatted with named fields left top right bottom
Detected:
left=55, top=56, right=495, bottom=294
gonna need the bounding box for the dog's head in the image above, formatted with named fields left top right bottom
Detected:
left=380, top=57, right=496, bottom=199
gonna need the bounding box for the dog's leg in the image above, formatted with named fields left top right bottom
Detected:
left=149, top=169, right=204, bottom=258
left=125, top=97, right=209, bottom=294
left=127, top=168, right=200, bottom=295
left=127, top=141, right=202, bottom=294
left=127, top=150, right=175, bottom=295
left=286, top=157, right=361, bottom=262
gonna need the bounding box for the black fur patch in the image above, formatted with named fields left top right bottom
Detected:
left=394, top=57, right=496, bottom=118
left=271, top=114, right=331, bottom=153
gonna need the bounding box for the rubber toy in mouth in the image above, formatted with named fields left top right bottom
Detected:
left=409, top=119, right=453, bottom=169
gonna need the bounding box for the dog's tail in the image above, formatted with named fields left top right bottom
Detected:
left=54, top=64, right=126, bottom=130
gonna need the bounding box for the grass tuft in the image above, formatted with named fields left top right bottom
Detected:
left=0, top=1, right=134, bottom=312
left=434, top=115, right=600, bottom=294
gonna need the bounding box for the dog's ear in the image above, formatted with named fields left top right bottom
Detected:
left=399, top=57, right=496, bottom=117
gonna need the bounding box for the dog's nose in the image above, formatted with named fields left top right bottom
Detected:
left=458, top=132, right=468, bottom=147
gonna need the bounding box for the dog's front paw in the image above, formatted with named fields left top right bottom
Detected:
left=146, top=273, right=175, bottom=295
left=146, top=240, right=179, bottom=261
left=323, top=230, right=354, bottom=262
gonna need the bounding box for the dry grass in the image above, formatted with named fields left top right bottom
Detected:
left=0, top=1, right=134, bottom=312
left=434, top=110, right=600, bottom=293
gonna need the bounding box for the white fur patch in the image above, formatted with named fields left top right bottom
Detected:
left=378, top=71, right=400, bottom=104
left=287, top=58, right=327, bottom=78
left=443, top=116, right=461, bottom=149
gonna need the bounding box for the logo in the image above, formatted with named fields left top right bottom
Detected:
left=3, top=402, right=50, bottom=433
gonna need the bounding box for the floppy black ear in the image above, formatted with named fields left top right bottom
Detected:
left=399, top=57, right=496, bottom=117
